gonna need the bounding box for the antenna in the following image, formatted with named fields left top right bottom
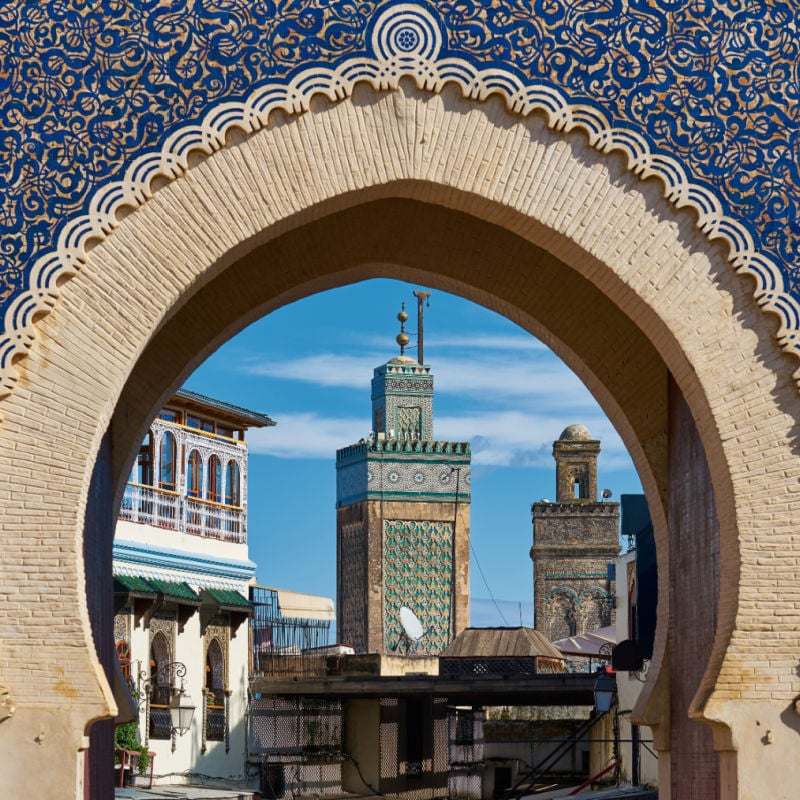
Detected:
left=399, top=606, right=425, bottom=652
left=412, top=290, right=431, bottom=364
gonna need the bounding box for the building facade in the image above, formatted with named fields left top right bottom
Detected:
left=336, top=310, right=471, bottom=657
left=531, top=425, right=620, bottom=645
left=113, top=389, right=274, bottom=785
left=5, top=4, right=800, bottom=795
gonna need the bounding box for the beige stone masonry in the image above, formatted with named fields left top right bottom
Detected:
left=0, top=82, right=798, bottom=798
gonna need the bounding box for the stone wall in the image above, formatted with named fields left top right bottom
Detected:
left=531, top=502, right=620, bottom=641
left=1, top=82, right=799, bottom=798
left=667, top=379, right=720, bottom=798
left=337, top=499, right=470, bottom=658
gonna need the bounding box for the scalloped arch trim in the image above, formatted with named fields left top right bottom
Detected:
left=2, top=2, right=798, bottom=399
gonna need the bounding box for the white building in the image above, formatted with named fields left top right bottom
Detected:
left=112, top=389, right=274, bottom=786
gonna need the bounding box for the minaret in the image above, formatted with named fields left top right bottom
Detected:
left=530, top=425, right=620, bottom=642
left=336, top=303, right=471, bottom=656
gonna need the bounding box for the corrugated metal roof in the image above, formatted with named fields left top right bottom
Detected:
left=275, top=589, right=335, bottom=621
left=441, top=627, right=564, bottom=660
left=552, top=625, right=616, bottom=658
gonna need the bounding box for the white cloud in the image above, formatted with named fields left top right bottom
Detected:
left=241, top=349, right=594, bottom=408
left=242, top=354, right=375, bottom=390
left=436, top=410, right=630, bottom=469
left=248, top=408, right=631, bottom=469
left=363, top=332, right=550, bottom=353
left=241, top=338, right=632, bottom=468
left=247, top=412, right=369, bottom=459
left=433, top=356, right=591, bottom=406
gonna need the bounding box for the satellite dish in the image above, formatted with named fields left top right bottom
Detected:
left=399, top=606, right=424, bottom=642
left=601, top=488, right=613, bottom=500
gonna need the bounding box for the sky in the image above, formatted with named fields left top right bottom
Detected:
left=184, top=278, right=643, bottom=629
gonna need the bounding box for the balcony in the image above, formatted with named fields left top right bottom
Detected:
left=120, top=482, right=246, bottom=543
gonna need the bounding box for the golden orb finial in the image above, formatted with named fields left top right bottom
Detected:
left=396, top=302, right=409, bottom=356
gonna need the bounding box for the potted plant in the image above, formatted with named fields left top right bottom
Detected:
left=114, top=720, right=150, bottom=785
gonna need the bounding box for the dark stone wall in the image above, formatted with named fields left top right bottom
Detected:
left=531, top=502, right=620, bottom=639
left=83, top=430, right=115, bottom=799
left=668, top=378, right=720, bottom=799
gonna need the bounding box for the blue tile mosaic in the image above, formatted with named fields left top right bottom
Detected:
left=2, top=0, right=799, bottom=382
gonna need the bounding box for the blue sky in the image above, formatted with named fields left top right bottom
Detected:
left=185, top=278, right=643, bottom=629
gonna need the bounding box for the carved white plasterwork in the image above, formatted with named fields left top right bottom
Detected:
left=2, top=2, right=798, bottom=399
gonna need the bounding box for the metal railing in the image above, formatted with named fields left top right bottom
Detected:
left=120, top=482, right=246, bottom=543
left=250, top=587, right=332, bottom=678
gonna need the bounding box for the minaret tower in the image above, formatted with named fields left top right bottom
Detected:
left=530, top=424, right=620, bottom=642
left=336, top=303, right=471, bottom=656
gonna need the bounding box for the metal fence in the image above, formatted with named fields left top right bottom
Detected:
left=250, top=587, right=332, bottom=678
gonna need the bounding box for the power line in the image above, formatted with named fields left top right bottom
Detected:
left=469, top=540, right=511, bottom=626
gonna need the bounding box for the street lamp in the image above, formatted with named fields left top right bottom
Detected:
left=138, top=660, right=196, bottom=747
left=594, top=668, right=617, bottom=713
left=166, top=662, right=196, bottom=737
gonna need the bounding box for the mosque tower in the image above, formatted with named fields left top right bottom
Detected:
left=530, top=424, right=620, bottom=642
left=336, top=303, right=471, bottom=656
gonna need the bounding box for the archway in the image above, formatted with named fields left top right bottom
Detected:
left=1, top=81, right=798, bottom=800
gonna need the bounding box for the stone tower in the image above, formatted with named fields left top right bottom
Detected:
left=336, top=305, right=471, bottom=656
left=530, top=424, right=620, bottom=642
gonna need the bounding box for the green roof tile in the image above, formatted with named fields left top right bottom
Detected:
left=114, top=575, right=156, bottom=595
left=148, top=580, right=202, bottom=604
left=202, top=588, right=253, bottom=610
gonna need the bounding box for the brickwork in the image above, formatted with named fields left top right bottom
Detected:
left=531, top=503, right=619, bottom=641
left=531, top=430, right=620, bottom=643
left=667, top=379, right=721, bottom=798
left=337, top=498, right=471, bottom=657
left=0, top=83, right=799, bottom=797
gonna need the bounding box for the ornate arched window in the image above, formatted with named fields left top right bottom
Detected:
left=207, top=455, right=222, bottom=503
left=116, top=640, right=131, bottom=680
left=187, top=449, right=202, bottom=498
left=225, top=460, right=240, bottom=507
left=577, top=590, right=609, bottom=631
left=137, top=432, right=153, bottom=486
left=149, top=632, right=172, bottom=740
left=546, top=592, right=576, bottom=641
left=159, top=432, right=176, bottom=491
left=205, top=638, right=226, bottom=742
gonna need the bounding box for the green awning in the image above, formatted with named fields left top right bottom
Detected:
left=147, top=580, right=202, bottom=605
left=201, top=588, right=253, bottom=613
left=114, top=575, right=156, bottom=596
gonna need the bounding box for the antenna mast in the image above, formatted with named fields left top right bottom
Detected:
left=413, top=290, right=431, bottom=364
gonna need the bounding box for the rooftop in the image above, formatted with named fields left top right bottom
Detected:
left=441, top=626, right=565, bottom=660
left=172, top=388, right=276, bottom=429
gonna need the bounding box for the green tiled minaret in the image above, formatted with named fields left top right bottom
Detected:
left=336, top=302, right=471, bottom=656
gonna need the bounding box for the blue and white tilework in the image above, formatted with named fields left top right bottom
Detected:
left=2, top=0, right=800, bottom=385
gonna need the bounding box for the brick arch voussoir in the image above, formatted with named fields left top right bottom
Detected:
left=4, top=82, right=799, bottom=764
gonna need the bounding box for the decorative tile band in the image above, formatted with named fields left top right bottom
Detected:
left=2, top=1, right=799, bottom=399
left=113, top=539, right=256, bottom=583
left=336, top=450, right=471, bottom=506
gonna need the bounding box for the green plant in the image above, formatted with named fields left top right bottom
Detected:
left=113, top=720, right=150, bottom=774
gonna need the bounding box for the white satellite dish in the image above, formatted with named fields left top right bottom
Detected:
left=399, top=606, right=424, bottom=642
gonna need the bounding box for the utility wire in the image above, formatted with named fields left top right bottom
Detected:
left=469, top=540, right=511, bottom=626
